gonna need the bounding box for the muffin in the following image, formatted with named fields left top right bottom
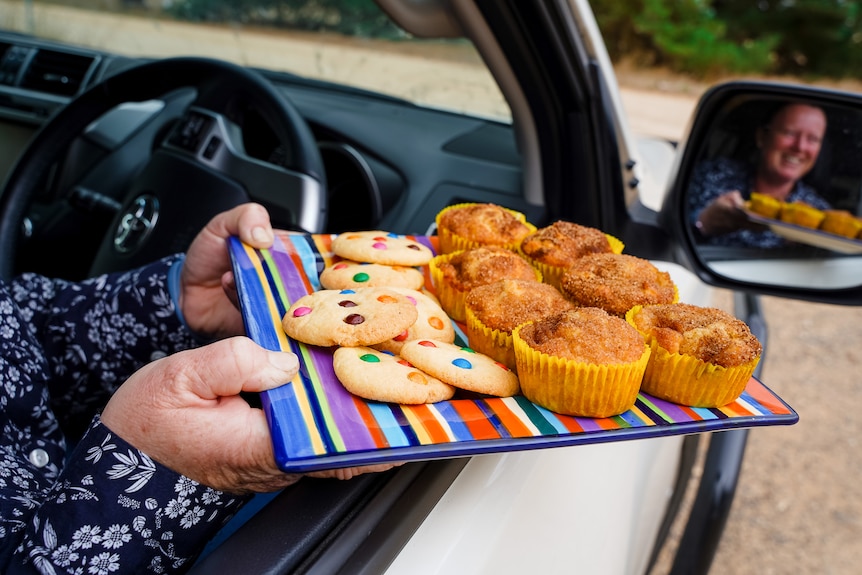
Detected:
left=513, top=308, right=650, bottom=418
left=559, top=253, right=677, bottom=317
left=429, top=246, right=542, bottom=323
left=519, top=221, right=624, bottom=289
left=435, top=202, right=536, bottom=254
left=746, top=192, right=782, bottom=219
left=464, top=278, right=575, bottom=370
left=819, top=209, right=862, bottom=239
left=779, top=201, right=825, bottom=229
left=626, top=303, right=762, bottom=407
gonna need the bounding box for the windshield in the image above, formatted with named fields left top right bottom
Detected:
left=2, top=0, right=511, bottom=121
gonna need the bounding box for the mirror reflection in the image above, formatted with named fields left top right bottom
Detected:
left=686, top=95, right=862, bottom=289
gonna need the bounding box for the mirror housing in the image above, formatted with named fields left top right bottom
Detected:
left=663, top=80, right=862, bottom=306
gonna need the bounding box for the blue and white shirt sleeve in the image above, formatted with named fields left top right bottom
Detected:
left=1, top=256, right=250, bottom=574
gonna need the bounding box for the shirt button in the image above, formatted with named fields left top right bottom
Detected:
left=29, top=448, right=50, bottom=468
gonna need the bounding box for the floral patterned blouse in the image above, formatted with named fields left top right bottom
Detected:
left=0, top=256, right=248, bottom=574
left=688, top=157, right=832, bottom=248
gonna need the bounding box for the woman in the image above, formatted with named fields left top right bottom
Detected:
left=689, top=102, right=831, bottom=248
left=0, top=203, right=389, bottom=574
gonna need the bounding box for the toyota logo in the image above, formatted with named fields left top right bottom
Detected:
left=114, top=195, right=159, bottom=253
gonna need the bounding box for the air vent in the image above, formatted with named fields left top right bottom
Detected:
left=20, top=48, right=95, bottom=96
left=0, top=42, right=17, bottom=85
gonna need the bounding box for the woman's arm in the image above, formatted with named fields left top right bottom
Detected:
left=11, top=257, right=198, bottom=437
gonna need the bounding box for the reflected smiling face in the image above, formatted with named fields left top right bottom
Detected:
left=757, top=103, right=827, bottom=187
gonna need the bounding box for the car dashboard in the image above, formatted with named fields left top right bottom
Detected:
left=0, top=31, right=537, bottom=281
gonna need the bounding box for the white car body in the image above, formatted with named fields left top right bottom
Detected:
left=384, top=4, right=707, bottom=573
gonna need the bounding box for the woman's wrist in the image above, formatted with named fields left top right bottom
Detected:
left=167, top=256, right=209, bottom=343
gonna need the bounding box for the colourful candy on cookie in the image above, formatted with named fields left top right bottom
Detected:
left=399, top=339, right=520, bottom=397
left=319, top=259, right=426, bottom=290
left=371, top=287, right=455, bottom=354
left=332, top=346, right=455, bottom=404
left=282, top=288, right=419, bottom=347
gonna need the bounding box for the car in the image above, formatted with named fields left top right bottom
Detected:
left=0, top=1, right=859, bottom=574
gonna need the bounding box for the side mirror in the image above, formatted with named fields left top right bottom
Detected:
left=662, top=81, right=862, bottom=305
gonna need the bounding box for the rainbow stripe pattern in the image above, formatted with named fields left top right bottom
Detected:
left=229, top=232, right=798, bottom=472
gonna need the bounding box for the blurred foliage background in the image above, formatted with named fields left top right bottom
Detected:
left=591, top=0, right=862, bottom=79
left=51, top=0, right=862, bottom=81
left=161, top=0, right=403, bottom=37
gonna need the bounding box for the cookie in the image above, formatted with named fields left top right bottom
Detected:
left=282, top=288, right=419, bottom=347
left=333, top=346, right=455, bottom=404
left=319, top=259, right=425, bottom=290
left=371, top=287, right=455, bottom=354
left=331, top=231, right=434, bottom=266
left=399, top=339, right=520, bottom=397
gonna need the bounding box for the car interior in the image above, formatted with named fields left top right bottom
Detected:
left=0, top=43, right=533, bottom=284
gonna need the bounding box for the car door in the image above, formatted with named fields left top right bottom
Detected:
left=190, top=2, right=712, bottom=574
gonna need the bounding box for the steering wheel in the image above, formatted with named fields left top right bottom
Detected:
left=0, top=57, right=326, bottom=280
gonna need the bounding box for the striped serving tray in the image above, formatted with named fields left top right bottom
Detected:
left=229, top=232, right=798, bottom=472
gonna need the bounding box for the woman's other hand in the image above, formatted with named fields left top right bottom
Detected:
left=101, top=337, right=398, bottom=493
left=180, top=202, right=274, bottom=340
left=696, top=190, right=750, bottom=236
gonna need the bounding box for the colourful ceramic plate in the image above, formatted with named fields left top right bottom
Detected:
left=229, top=232, right=798, bottom=472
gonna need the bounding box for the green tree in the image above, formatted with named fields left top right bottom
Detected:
left=167, top=0, right=403, bottom=38
left=712, top=0, right=862, bottom=78
left=592, top=0, right=776, bottom=76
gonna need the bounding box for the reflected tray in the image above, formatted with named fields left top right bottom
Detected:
left=745, top=210, right=862, bottom=254
left=229, top=232, right=798, bottom=472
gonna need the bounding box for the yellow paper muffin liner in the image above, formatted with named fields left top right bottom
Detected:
left=428, top=252, right=467, bottom=323
left=625, top=306, right=760, bottom=407
left=570, top=279, right=679, bottom=318
left=522, top=233, right=625, bottom=290
left=464, top=305, right=517, bottom=370
left=820, top=211, right=862, bottom=239
left=435, top=203, right=536, bottom=254
left=429, top=251, right=543, bottom=324
left=512, top=325, right=650, bottom=418
left=746, top=193, right=782, bottom=219
left=779, top=202, right=824, bottom=229
left=605, top=233, right=625, bottom=255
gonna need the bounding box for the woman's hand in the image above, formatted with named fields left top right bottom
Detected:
left=179, top=202, right=274, bottom=340
left=696, top=190, right=751, bottom=237
left=101, top=337, right=396, bottom=493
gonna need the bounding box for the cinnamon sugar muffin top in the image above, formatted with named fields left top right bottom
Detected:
left=517, top=308, right=645, bottom=365
left=437, top=203, right=534, bottom=250
left=465, top=279, right=574, bottom=333
left=560, top=253, right=676, bottom=316
left=519, top=221, right=613, bottom=267
left=628, top=303, right=761, bottom=368
left=436, top=246, right=539, bottom=292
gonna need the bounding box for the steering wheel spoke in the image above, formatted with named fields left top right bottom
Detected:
left=162, top=107, right=324, bottom=233
left=0, top=57, right=326, bottom=280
